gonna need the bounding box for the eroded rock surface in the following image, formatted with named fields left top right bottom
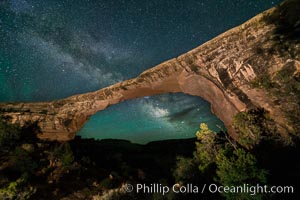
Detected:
left=0, top=0, right=299, bottom=141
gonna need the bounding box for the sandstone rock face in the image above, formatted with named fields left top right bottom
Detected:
left=0, top=0, right=299, bottom=141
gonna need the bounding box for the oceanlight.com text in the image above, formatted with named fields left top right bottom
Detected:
left=124, top=183, right=294, bottom=196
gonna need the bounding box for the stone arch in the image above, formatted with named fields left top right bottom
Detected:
left=0, top=57, right=246, bottom=141
left=1, top=1, right=296, bottom=141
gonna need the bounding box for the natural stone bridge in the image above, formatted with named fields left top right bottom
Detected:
left=0, top=0, right=299, bottom=141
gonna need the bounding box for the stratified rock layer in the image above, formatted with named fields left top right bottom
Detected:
left=0, top=0, right=299, bottom=141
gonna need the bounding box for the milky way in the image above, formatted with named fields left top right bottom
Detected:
left=0, top=0, right=282, bottom=143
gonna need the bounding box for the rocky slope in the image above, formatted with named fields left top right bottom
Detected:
left=0, top=0, right=299, bottom=142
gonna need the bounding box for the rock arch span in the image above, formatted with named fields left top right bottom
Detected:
left=0, top=0, right=298, bottom=141
left=0, top=58, right=245, bottom=141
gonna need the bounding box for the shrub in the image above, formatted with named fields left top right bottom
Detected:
left=51, top=143, right=74, bottom=168
left=0, top=116, right=21, bottom=149
left=173, top=156, right=197, bottom=183
left=173, top=123, right=268, bottom=199
left=194, top=124, right=218, bottom=173
left=215, top=148, right=267, bottom=185
left=215, top=148, right=267, bottom=199
left=0, top=178, right=36, bottom=200
left=233, top=108, right=272, bottom=149
left=10, top=147, right=38, bottom=176
left=250, top=75, right=275, bottom=89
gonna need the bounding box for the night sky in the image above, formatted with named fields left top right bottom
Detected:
left=0, top=0, right=282, bottom=143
